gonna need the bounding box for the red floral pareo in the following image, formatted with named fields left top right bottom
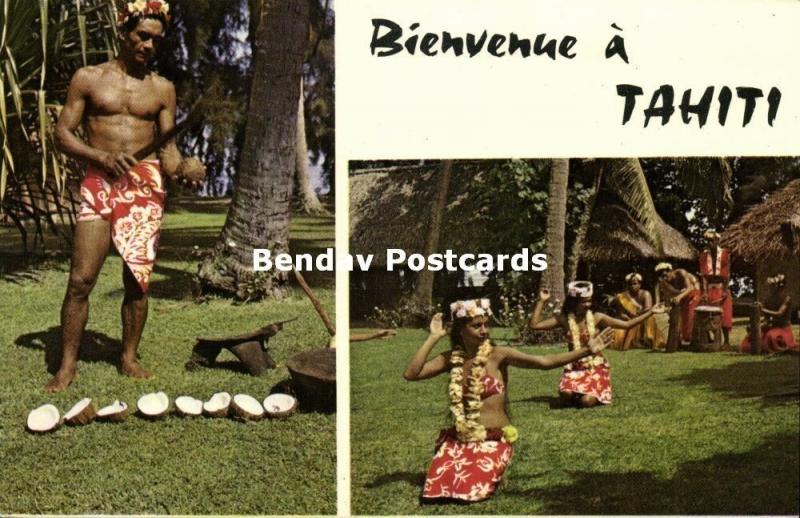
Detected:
left=78, top=160, right=165, bottom=293
left=422, top=427, right=514, bottom=502
left=559, top=330, right=613, bottom=404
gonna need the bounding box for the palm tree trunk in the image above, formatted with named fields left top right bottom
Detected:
left=567, top=164, right=603, bottom=282
left=541, top=159, right=569, bottom=301
left=409, top=159, right=453, bottom=310
left=197, top=0, right=309, bottom=299
left=295, top=78, right=328, bottom=215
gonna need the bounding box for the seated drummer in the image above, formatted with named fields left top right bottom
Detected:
left=656, top=263, right=701, bottom=345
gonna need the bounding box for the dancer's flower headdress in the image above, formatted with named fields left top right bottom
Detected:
left=567, top=281, right=593, bottom=298
left=117, top=0, right=171, bottom=26
left=655, top=262, right=673, bottom=273
left=449, top=298, right=491, bottom=320
left=625, top=272, right=642, bottom=283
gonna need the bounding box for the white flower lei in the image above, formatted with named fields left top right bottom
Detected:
left=449, top=339, right=492, bottom=442
left=567, top=311, right=604, bottom=368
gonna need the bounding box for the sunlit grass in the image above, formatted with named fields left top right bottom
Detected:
left=350, top=326, right=799, bottom=515
left=0, top=203, right=336, bottom=515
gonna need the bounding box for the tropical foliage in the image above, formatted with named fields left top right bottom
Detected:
left=1, top=0, right=118, bottom=251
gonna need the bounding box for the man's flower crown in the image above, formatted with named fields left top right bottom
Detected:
left=449, top=299, right=492, bottom=320
left=118, top=0, right=171, bottom=26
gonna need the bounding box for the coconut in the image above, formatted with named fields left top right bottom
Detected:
left=26, top=404, right=61, bottom=433
left=96, top=400, right=129, bottom=423
left=202, top=392, right=231, bottom=417
left=64, top=398, right=97, bottom=426
left=174, top=396, right=203, bottom=417
left=136, top=392, right=170, bottom=419
left=230, top=394, right=265, bottom=422
left=263, top=393, right=298, bottom=419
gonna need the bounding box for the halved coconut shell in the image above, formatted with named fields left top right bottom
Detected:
left=174, top=396, right=203, bottom=417
left=230, top=394, right=265, bottom=422
left=202, top=392, right=231, bottom=418
left=64, top=398, right=97, bottom=426
left=26, top=404, right=61, bottom=434
left=137, top=392, right=170, bottom=419
left=96, top=400, right=129, bottom=423
left=263, top=393, right=298, bottom=419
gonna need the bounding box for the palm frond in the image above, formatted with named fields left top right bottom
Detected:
left=1, top=0, right=117, bottom=252
left=604, top=158, right=665, bottom=253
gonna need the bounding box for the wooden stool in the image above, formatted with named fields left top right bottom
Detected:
left=692, top=305, right=723, bottom=352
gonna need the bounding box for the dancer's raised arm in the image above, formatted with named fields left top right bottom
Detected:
left=501, top=327, right=615, bottom=369
left=529, top=289, right=560, bottom=330
left=403, top=313, right=450, bottom=381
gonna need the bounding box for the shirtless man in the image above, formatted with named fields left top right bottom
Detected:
left=655, top=262, right=701, bottom=346
left=45, top=0, right=204, bottom=392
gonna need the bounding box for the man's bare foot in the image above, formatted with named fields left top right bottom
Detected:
left=44, top=368, right=76, bottom=393
left=121, top=361, right=153, bottom=379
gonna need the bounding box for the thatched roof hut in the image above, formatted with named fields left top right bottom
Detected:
left=721, top=179, right=800, bottom=309
left=350, top=166, right=493, bottom=265
left=350, top=166, right=696, bottom=267
left=722, top=179, right=800, bottom=264
left=580, top=202, right=696, bottom=262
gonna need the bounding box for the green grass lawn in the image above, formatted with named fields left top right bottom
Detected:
left=350, top=326, right=800, bottom=515
left=0, top=200, right=336, bottom=515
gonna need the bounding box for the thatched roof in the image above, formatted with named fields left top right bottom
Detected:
left=722, top=179, right=800, bottom=264
left=350, top=166, right=696, bottom=266
left=350, top=166, right=491, bottom=265
left=580, top=202, right=696, bottom=262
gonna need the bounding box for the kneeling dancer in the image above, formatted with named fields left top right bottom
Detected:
left=404, top=299, right=613, bottom=503
left=530, top=282, right=666, bottom=407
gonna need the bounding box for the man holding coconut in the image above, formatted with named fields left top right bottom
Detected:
left=46, top=0, right=205, bottom=392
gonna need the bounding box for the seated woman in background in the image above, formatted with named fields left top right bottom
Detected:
left=530, top=281, right=666, bottom=408
left=403, top=299, right=614, bottom=503
left=610, top=272, right=665, bottom=350
left=740, top=274, right=798, bottom=354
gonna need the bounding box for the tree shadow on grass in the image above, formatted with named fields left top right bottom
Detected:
left=0, top=253, right=66, bottom=283
left=505, top=433, right=799, bottom=515
left=364, top=471, right=426, bottom=489
left=104, top=263, right=197, bottom=301
left=515, top=395, right=572, bottom=410
left=15, top=326, right=122, bottom=374
left=669, top=355, right=799, bottom=407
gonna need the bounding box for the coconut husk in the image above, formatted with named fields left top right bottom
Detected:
left=174, top=396, right=203, bottom=417
left=26, top=404, right=62, bottom=434
left=64, top=398, right=97, bottom=426
left=202, top=392, right=231, bottom=418
left=229, top=394, right=265, bottom=422
left=136, top=392, right=170, bottom=420
left=263, top=393, right=298, bottom=419
left=96, top=401, right=129, bottom=423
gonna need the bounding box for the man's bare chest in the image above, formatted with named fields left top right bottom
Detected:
left=87, top=77, right=162, bottom=119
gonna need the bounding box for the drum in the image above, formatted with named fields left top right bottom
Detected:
left=692, top=305, right=723, bottom=352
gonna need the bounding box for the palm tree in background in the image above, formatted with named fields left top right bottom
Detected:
left=197, top=0, right=310, bottom=299
left=541, top=159, right=569, bottom=301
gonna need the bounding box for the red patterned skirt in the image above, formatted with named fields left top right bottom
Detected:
left=422, top=427, right=514, bottom=502
left=558, top=354, right=612, bottom=404
left=680, top=289, right=703, bottom=342
left=77, top=161, right=165, bottom=294
left=740, top=326, right=798, bottom=354
left=706, top=284, right=733, bottom=328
